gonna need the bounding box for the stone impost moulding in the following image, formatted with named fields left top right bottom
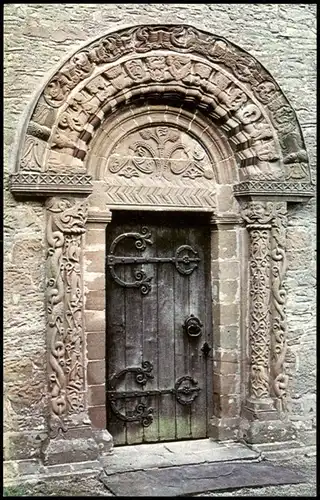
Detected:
left=8, top=24, right=314, bottom=458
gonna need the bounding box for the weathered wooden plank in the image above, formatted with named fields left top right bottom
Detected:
left=173, top=223, right=192, bottom=440
left=157, top=224, right=176, bottom=441
left=106, top=221, right=127, bottom=445
left=122, top=220, right=144, bottom=445
left=188, top=224, right=208, bottom=439
left=141, top=226, right=159, bottom=443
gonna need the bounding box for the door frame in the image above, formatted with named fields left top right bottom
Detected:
left=84, top=206, right=244, bottom=444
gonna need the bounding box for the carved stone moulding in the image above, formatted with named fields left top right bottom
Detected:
left=10, top=173, right=93, bottom=196
left=234, top=181, right=315, bottom=202
left=10, top=24, right=311, bottom=197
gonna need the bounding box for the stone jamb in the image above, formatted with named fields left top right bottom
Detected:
left=209, top=216, right=242, bottom=441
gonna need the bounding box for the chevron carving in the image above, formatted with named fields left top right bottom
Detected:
left=104, top=183, right=216, bottom=207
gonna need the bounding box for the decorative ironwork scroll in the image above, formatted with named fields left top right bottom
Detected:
left=107, top=227, right=200, bottom=294
left=46, top=197, right=88, bottom=438
left=107, top=361, right=201, bottom=427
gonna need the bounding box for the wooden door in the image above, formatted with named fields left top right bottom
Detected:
left=105, top=211, right=213, bottom=445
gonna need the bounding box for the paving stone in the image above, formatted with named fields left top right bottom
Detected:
left=101, top=461, right=306, bottom=497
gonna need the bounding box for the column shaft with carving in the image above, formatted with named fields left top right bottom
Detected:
left=248, top=226, right=272, bottom=400
left=46, top=197, right=88, bottom=438
left=240, top=201, right=294, bottom=443
left=270, top=202, right=289, bottom=412
left=242, top=202, right=275, bottom=410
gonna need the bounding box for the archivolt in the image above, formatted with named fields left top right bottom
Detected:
left=11, top=24, right=312, bottom=196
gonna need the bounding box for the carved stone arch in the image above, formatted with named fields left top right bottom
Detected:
left=8, top=24, right=315, bottom=458
left=10, top=24, right=313, bottom=199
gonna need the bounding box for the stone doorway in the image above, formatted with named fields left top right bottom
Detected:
left=9, top=24, right=313, bottom=464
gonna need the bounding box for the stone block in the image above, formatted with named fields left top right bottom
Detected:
left=85, top=290, right=105, bottom=311
left=85, top=273, right=105, bottom=292
left=211, top=260, right=240, bottom=280
left=213, top=279, right=239, bottom=304
left=213, top=303, right=240, bottom=325
left=85, top=310, right=105, bottom=332
left=16, top=458, right=43, bottom=476
left=42, top=438, right=99, bottom=466
left=214, top=325, right=240, bottom=350
left=216, top=185, right=238, bottom=213
left=93, top=428, right=113, bottom=455
left=3, top=431, right=47, bottom=461
left=85, top=227, right=106, bottom=246
left=88, top=406, right=107, bottom=429
left=213, top=373, right=240, bottom=395
left=209, top=416, right=242, bottom=442
left=88, top=384, right=106, bottom=406
left=87, top=360, right=105, bottom=385
left=86, top=331, right=105, bottom=360
left=213, top=394, right=240, bottom=418
left=211, top=230, right=238, bottom=260
left=84, top=250, right=105, bottom=273
left=213, top=350, right=240, bottom=375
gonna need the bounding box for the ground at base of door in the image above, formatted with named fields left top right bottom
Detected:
left=3, top=454, right=316, bottom=497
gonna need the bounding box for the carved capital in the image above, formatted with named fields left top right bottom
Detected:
left=45, top=197, right=88, bottom=438
left=241, top=201, right=274, bottom=227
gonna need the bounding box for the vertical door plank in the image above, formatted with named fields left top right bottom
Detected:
left=106, top=223, right=127, bottom=445
left=123, top=222, right=144, bottom=445
left=142, top=224, right=159, bottom=443
left=188, top=224, right=209, bottom=438
left=174, top=224, right=192, bottom=440
left=157, top=225, right=176, bottom=441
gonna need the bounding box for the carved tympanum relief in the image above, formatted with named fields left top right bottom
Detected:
left=107, top=126, right=214, bottom=181
left=46, top=197, right=87, bottom=437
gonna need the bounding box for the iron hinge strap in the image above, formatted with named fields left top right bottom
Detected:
left=107, top=388, right=175, bottom=400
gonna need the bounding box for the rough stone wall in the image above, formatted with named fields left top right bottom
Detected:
left=4, top=3, right=316, bottom=458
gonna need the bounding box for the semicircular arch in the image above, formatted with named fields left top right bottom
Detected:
left=10, top=24, right=313, bottom=201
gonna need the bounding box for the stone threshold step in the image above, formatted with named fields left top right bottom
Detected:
left=100, top=439, right=261, bottom=475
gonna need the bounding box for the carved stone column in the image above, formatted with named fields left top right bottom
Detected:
left=270, top=202, right=290, bottom=412
left=240, top=201, right=293, bottom=444
left=242, top=202, right=274, bottom=409
left=42, top=197, right=112, bottom=465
